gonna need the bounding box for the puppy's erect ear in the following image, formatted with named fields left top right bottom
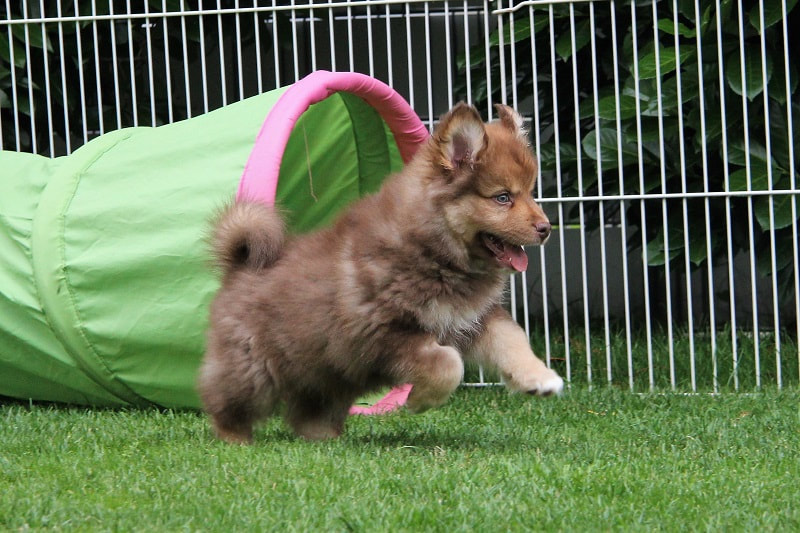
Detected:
left=494, top=104, right=528, bottom=140
left=433, top=103, right=487, bottom=171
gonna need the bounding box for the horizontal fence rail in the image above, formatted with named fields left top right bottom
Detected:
left=1, top=0, right=798, bottom=392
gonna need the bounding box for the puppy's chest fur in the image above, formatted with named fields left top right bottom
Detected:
left=417, top=296, right=493, bottom=345
left=341, top=245, right=505, bottom=346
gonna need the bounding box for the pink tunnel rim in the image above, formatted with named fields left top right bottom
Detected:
left=236, top=70, right=430, bottom=205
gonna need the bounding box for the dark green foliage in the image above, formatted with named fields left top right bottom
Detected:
left=0, top=1, right=292, bottom=155
left=457, top=0, right=800, bottom=302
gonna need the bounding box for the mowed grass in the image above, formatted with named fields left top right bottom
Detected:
left=2, top=386, right=799, bottom=531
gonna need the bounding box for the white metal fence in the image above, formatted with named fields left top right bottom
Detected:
left=2, top=0, right=798, bottom=392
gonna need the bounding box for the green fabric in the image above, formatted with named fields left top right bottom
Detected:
left=0, top=87, right=404, bottom=408
left=276, top=92, right=402, bottom=232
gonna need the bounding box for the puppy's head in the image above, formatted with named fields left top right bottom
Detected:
left=429, top=103, right=551, bottom=272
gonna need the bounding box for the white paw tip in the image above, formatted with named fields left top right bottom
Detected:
left=528, top=375, right=564, bottom=397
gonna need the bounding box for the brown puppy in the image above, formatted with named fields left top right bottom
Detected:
left=198, top=103, right=564, bottom=443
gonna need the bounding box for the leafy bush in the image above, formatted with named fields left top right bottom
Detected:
left=0, top=1, right=288, bottom=155
left=458, top=0, right=799, bottom=303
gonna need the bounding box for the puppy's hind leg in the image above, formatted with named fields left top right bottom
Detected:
left=284, top=392, right=353, bottom=441
left=197, top=352, right=279, bottom=445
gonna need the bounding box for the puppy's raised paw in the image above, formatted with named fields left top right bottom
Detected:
left=525, top=372, right=564, bottom=397
left=505, top=366, right=564, bottom=397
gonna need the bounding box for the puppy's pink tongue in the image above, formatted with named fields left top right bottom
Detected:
left=483, top=234, right=529, bottom=272
left=501, top=244, right=528, bottom=272
left=505, top=245, right=528, bottom=272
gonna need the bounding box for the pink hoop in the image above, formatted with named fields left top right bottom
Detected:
left=236, top=70, right=430, bottom=205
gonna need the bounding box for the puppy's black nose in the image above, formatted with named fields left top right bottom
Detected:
left=535, top=221, right=551, bottom=240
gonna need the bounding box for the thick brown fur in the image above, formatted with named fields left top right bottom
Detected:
left=198, top=103, right=564, bottom=443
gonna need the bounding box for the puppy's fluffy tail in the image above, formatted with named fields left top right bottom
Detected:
left=211, top=202, right=285, bottom=274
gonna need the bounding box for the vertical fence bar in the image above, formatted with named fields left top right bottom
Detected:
left=671, top=0, right=696, bottom=391
left=717, top=1, right=737, bottom=390
left=630, top=1, right=654, bottom=391
left=609, top=0, right=634, bottom=387
left=216, top=0, right=227, bottom=106
left=757, top=0, right=782, bottom=387
left=589, top=1, right=612, bottom=386
left=650, top=0, right=675, bottom=390
left=781, top=0, right=800, bottom=379
left=22, top=2, right=38, bottom=152
left=735, top=0, right=761, bottom=388
left=568, top=3, right=591, bottom=386
left=482, top=0, right=492, bottom=117
left=77, top=0, right=89, bottom=140
left=508, top=1, right=531, bottom=339
left=198, top=0, right=210, bottom=112
left=346, top=0, right=354, bottom=71
left=144, top=1, right=157, bottom=126
left=508, top=0, right=517, bottom=108
left=327, top=0, right=336, bottom=73
left=234, top=0, right=245, bottom=99
left=291, top=0, right=301, bottom=80
left=366, top=1, right=375, bottom=77
left=90, top=0, right=105, bottom=135
left=423, top=2, right=433, bottom=130
left=162, top=2, right=174, bottom=122
left=109, top=1, right=123, bottom=130
left=694, top=0, right=717, bottom=392
left=308, top=1, right=318, bottom=74
left=56, top=1, right=71, bottom=153
left=179, top=0, right=192, bottom=118
left=548, top=4, right=571, bottom=384
left=385, top=3, right=393, bottom=87
left=529, top=5, right=552, bottom=368
left=405, top=2, right=415, bottom=111
left=444, top=1, right=453, bottom=110
left=463, top=0, right=471, bottom=106
left=498, top=4, right=514, bottom=322
left=496, top=1, right=505, bottom=108
left=5, top=0, right=21, bottom=150
left=38, top=1, right=54, bottom=157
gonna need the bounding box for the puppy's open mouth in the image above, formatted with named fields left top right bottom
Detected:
left=481, top=233, right=528, bottom=272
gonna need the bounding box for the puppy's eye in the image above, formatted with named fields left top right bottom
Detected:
left=494, top=193, right=512, bottom=205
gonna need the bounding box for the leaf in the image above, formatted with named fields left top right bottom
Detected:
left=767, top=56, right=799, bottom=106
left=754, top=194, right=799, bottom=231
left=636, top=45, right=693, bottom=80
left=555, top=19, right=592, bottom=61
left=11, top=23, right=53, bottom=53
left=646, top=230, right=682, bottom=267
left=728, top=138, right=780, bottom=170
left=0, top=88, right=8, bottom=109
left=728, top=167, right=769, bottom=192
left=725, top=48, right=773, bottom=101
left=538, top=143, right=579, bottom=169
left=688, top=229, right=709, bottom=266
left=748, top=0, right=800, bottom=33
left=579, top=92, right=639, bottom=121
left=767, top=99, right=800, bottom=172
left=581, top=128, right=639, bottom=170
left=657, top=18, right=696, bottom=39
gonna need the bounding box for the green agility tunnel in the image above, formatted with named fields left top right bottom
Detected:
left=0, top=71, right=429, bottom=408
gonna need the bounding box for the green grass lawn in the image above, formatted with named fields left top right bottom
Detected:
left=2, top=386, right=799, bottom=531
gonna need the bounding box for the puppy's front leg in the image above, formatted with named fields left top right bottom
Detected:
left=392, top=335, right=464, bottom=413
left=466, top=307, right=564, bottom=396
